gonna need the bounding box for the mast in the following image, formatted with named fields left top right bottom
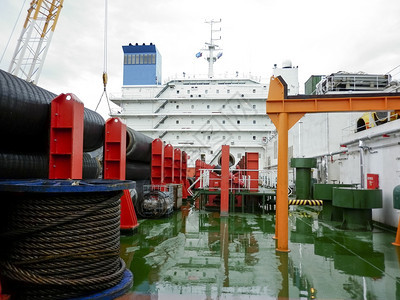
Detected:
left=203, top=19, right=222, bottom=78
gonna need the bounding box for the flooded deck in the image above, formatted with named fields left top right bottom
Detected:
left=118, top=204, right=400, bottom=299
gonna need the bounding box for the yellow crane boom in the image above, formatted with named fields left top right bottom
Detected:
left=8, top=0, right=63, bottom=84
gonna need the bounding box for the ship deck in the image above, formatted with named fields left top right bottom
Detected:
left=118, top=204, right=400, bottom=299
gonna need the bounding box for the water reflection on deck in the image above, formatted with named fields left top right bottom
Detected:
left=119, top=204, right=400, bottom=299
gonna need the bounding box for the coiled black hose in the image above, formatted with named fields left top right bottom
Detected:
left=0, top=152, right=101, bottom=179
left=125, top=160, right=151, bottom=181
left=0, top=191, right=125, bottom=299
left=125, top=127, right=153, bottom=163
left=0, top=69, right=105, bottom=153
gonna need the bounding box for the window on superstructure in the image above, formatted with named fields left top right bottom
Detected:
left=253, top=89, right=256, bottom=93
left=223, top=136, right=226, bottom=139
left=127, top=54, right=132, bottom=64
left=210, top=150, right=213, bottom=154
left=227, top=89, right=230, bottom=94
left=253, top=120, right=256, bottom=124
left=124, top=54, right=128, bottom=64
left=144, top=54, right=148, bottom=64
left=139, top=54, right=143, bottom=64
left=222, top=104, right=225, bottom=109
left=177, top=90, right=180, bottom=94
left=205, top=90, right=208, bottom=94
left=177, top=136, right=179, bottom=140
left=191, top=105, right=194, bottom=109
left=187, top=90, right=190, bottom=94
left=237, top=105, right=240, bottom=109
left=176, top=105, right=179, bottom=109
left=207, top=136, right=211, bottom=140
left=207, top=120, right=210, bottom=124
left=176, top=120, right=179, bottom=124
left=216, top=90, right=219, bottom=94
left=237, top=120, right=241, bottom=124
left=222, top=120, right=225, bottom=124
left=207, top=105, right=210, bottom=109
left=191, top=120, right=194, bottom=124
left=253, top=105, right=256, bottom=109
left=253, top=136, right=256, bottom=140
left=152, top=54, right=156, bottom=64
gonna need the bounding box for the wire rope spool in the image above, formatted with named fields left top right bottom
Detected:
left=0, top=179, right=134, bottom=299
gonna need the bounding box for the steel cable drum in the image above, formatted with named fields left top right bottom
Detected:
left=0, top=152, right=101, bottom=179
left=126, top=127, right=153, bottom=163
left=0, top=179, right=134, bottom=299
left=0, top=69, right=105, bottom=153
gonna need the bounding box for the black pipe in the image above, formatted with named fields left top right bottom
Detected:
left=125, top=161, right=151, bottom=181
left=0, top=152, right=101, bottom=179
left=126, top=127, right=153, bottom=163
left=0, top=69, right=104, bottom=153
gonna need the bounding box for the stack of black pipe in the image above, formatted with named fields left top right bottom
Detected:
left=125, top=127, right=152, bottom=181
left=0, top=69, right=103, bottom=179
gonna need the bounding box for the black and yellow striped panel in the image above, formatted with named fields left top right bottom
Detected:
left=288, top=199, right=323, bottom=206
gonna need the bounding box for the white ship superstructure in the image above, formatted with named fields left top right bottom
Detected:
left=111, top=21, right=299, bottom=168
left=111, top=77, right=272, bottom=167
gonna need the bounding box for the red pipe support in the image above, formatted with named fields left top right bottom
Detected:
left=49, top=93, right=84, bottom=179
left=164, top=144, right=174, bottom=184
left=103, top=117, right=138, bottom=231
left=151, top=139, right=164, bottom=186
left=173, top=148, right=182, bottom=184
left=220, top=145, right=230, bottom=216
left=103, top=118, right=126, bottom=180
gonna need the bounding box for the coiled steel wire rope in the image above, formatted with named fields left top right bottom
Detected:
left=0, top=190, right=126, bottom=299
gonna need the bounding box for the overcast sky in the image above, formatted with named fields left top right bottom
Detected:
left=1, top=0, right=400, bottom=119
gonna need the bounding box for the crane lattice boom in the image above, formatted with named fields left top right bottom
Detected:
left=8, top=0, right=64, bottom=84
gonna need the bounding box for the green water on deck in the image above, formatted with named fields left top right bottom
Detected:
left=120, top=204, right=400, bottom=299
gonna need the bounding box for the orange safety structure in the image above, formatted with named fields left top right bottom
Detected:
left=393, top=217, right=400, bottom=247
left=103, top=117, right=138, bottom=232
left=267, top=76, right=400, bottom=252
left=49, top=93, right=84, bottom=179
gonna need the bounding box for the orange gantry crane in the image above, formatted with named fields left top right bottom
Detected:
left=267, top=75, right=400, bottom=252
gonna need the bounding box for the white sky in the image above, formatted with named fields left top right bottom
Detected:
left=1, top=0, right=400, bottom=119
